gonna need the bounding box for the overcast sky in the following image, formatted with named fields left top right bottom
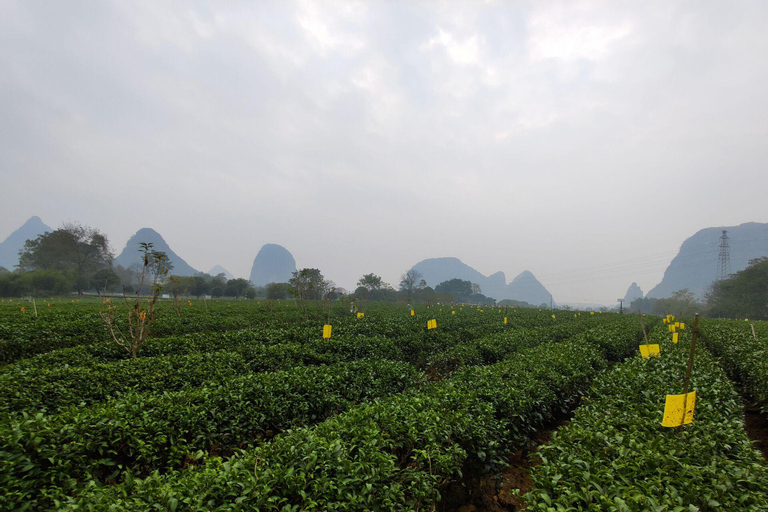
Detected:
left=2, top=1, right=767, bottom=305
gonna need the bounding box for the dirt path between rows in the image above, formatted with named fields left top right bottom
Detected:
left=744, top=405, right=768, bottom=461
left=438, top=415, right=571, bottom=512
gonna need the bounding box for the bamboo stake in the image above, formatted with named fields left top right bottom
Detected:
left=678, top=314, right=700, bottom=432
left=751, top=323, right=757, bottom=341
left=638, top=311, right=649, bottom=344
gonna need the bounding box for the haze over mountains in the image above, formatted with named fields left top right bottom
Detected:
left=5, top=217, right=768, bottom=304
left=208, top=265, right=234, bottom=280
left=412, top=257, right=553, bottom=306
left=114, top=228, right=200, bottom=276
left=623, top=283, right=644, bottom=305
left=647, top=222, right=768, bottom=299
left=0, top=216, right=52, bottom=270
left=249, top=244, right=297, bottom=287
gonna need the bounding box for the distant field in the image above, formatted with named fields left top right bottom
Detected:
left=1, top=299, right=766, bottom=511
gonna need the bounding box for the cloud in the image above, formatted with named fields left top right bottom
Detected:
left=2, top=0, right=768, bottom=304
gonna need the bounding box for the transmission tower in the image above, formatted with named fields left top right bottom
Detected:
left=717, top=230, right=731, bottom=280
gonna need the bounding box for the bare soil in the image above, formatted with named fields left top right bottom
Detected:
left=438, top=415, right=570, bottom=512
left=744, top=405, right=768, bottom=461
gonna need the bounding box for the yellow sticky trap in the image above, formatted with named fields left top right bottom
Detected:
left=668, top=324, right=676, bottom=333
left=590, top=311, right=594, bottom=315
left=574, top=314, right=577, bottom=318
left=674, top=322, right=680, bottom=328
left=551, top=314, right=556, bottom=319
left=639, top=344, right=660, bottom=358
left=504, top=317, right=508, bottom=324
left=357, top=312, right=364, bottom=318
left=410, top=309, right=415, bottom=316
left=662, top=391, right=696, bottom=427
left=672, top=332, right=679, bottom=344
left=452, top=310, right=456, bottom=315
left=323, top=325, right=332, bottom=339
left=427, top=319, right=437, bottom=330
left=680, top=323, right=685, bottom=330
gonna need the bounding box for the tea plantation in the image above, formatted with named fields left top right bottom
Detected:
left=0, top=299, right=766, bottom=510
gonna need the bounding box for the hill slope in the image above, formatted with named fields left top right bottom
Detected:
left=0, top=216, right=53, bottom=270
left=411, top=257, right=552, bottom=304
left=114, top=228, right=199, bottom=276
left=249, top=244, right=296, bottom=286
left=647, top=222, right=768, bottom=299
left=208, top=265, right=235, bottom=280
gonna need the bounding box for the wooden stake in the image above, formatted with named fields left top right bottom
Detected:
left=638, top=311, right=649, bottom=344
left=679, top=314, right=700, bottom=431
left=32, top=298, right=38, bottom=318
left=751, top=323, right=757, bottom=341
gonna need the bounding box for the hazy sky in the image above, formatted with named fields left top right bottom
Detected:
left=2, top=1, right=767, bottom=305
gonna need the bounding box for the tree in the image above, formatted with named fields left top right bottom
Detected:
left=210, top=272, right=227, bottom=291
left=99, top=243, right=170, bottom=358
left=113, top=264, right=139, bottom=293
left=435, top=278, right=473, bottom=302
left=290, top=268, right=331, bottom=320
left=90, top=268, right=120, bottom=296
left=166, top=275, right=189, bottom=317
left=189, top=275, right=210, bottom=298
left=707, top=258, right=768, bottom=319
left=266, top=282, right=291, bottom=300
left=399, top=269, right=427, bottom=300
left=18, top=223, right=113, bottom=294
left=225, top=278, right=254, bottom=298
left=357, top=273, right=386, bottom=291
left=629, top=297, right=658, bottom=315
left=649, top=289, right=703, bottom=318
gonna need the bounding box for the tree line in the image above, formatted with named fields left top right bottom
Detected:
left=0, top=223, right=260, bottom=298
left=0, top=223, right=496, bottom=306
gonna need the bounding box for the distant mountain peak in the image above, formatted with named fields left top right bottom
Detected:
left=623, top=282, right=643, bottom=303
left=114, top=228, right=199, bottom=276
left=0, top=216, right=53, bottom=270
left=250, top=244, right=296, bottom=285
left=208, top=265, right=234, bottom=280
left=411, top=258, right=552, bottom=304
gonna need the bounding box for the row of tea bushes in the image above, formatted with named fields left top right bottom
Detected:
left=61, top=321, right=642, bottom=511
left=700, top=319, right=768, bottom=410
left=1, top=315, right=602, bottom=415
left=524, top=324, right=768, bottom=511
left=0, top=359, right=423, bottom=511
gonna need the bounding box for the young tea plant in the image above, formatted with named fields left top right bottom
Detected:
left=99, top=242, right=170, bottom=358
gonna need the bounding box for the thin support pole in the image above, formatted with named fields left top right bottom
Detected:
left=679, top=314, right=700, bottom=432
left=638, top=311, right=649, bottom=344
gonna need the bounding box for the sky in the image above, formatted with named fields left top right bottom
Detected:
left=2, top=0, right=768, bottom=305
